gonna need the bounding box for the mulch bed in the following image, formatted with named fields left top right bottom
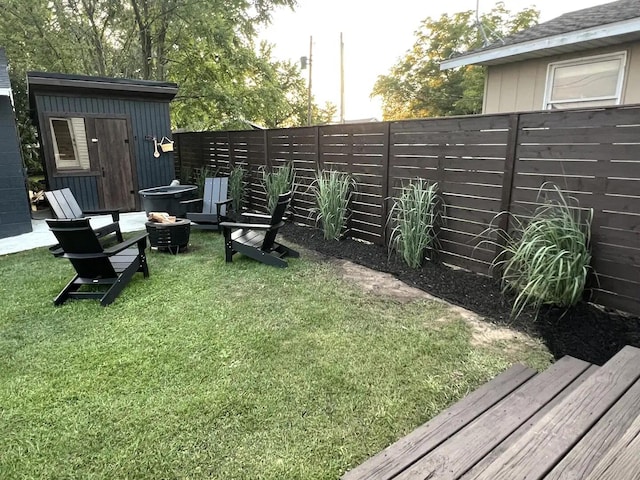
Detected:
left=282, top=223, right=640, bottom=365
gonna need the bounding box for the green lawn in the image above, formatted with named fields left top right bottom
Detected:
left=0, top=231, right=552, bottom=479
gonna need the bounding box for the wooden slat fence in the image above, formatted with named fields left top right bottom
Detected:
left=173, top=104, right=640, bottom=316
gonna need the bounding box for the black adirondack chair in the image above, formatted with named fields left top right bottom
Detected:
left=184, top=177, right=232, bottom=231
left=220, top=191, right=299, bottom=268
left=47, top=218, right=149, bottom=306
left=45, top=188, right=123, bottom=248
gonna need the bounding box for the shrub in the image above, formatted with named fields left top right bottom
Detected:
left=496, top=183, right=593, bottom=317
left=311, top=170, right=356, bottom=240
left=262, top=162, right=295, bottom=213
left=388, top=179, right=441, bottom=269
left=229, top=165, right=246, bottom=213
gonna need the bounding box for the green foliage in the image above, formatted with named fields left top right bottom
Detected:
left=0, top=232, right=551, bottom=478
left=495, top=184, right=593, bottom=317
left=261, top=162, right=295, bottom=213
left=389, top=179, right=441, bottom=269
left=372, top=2, right=539, bottom=120
left=0, top=0, right=324, bottom=133
left=228, top=165, right=246, bottom=213
left=194, top=166, right=218, bottom=196
left=311, top=170, right=356, bottom=240
left=8, top=71, right=42, bottom=175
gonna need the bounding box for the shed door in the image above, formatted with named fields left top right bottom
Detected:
left=94, top=118, right=136, bottom=211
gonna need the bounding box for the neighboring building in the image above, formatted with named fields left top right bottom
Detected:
left=0, top=48, right=33, bottom=239
left=440, top=0, right=640, bottom=113
left=28, top=72, right=178, bottom=212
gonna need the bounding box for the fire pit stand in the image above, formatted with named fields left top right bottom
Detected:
left=145, top=218, right=191, bottom=254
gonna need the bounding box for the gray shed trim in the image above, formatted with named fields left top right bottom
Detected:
left=28, top=72, right=178, bottom=100
left=441, top=0, right=640, bottom=69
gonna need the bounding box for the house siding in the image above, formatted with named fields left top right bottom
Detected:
left=483, top=41, right=640, bottom=113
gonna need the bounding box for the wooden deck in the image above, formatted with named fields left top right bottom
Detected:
left=342, top=345, right=640, bottom=480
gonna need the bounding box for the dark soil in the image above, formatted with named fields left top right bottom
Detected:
left=282, top=223, right=640, bottom=366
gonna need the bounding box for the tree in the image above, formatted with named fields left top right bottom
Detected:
left=372, top=2, right=539, bottom=120
left=0, top=0, right=318, bottom=133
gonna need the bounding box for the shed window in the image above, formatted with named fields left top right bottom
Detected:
left=544, top=52, right=626, bottom=110
left=50, top=117, right=90, bottom=170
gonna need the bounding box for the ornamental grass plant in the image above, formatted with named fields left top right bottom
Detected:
left=311, top=170, right=356, bottom=240
left=388, top=179, right=441, bottom=269
left=495, top=183, right=593, bottom=318
left=228, top=165, right=246, bottom=213
left=262, top=162, right=295, bottom=213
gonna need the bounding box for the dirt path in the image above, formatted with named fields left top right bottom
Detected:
left=331, top=258, right=532, bottom=349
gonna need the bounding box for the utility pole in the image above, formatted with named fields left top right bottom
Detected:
left=340, top=32, right=345, bottom=124
left=307, top=35, right=313, bottom=126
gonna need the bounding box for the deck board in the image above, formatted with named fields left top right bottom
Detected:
left=462, top=364, right=599, bottom=479
left=584, top=414, right=640, bottom=480
left=545, top=372, right=640, bottom=479
left=393, top=356, right=591, bottom=480
left=470, top=346, right=640, bottom=480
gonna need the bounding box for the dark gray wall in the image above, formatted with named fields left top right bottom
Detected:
left=0, top=96, right=32, bottom=239
left=34, top=93, right=175, bottom=211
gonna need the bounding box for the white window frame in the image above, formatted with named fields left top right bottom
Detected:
left=49, top=117, right=91, bottom=171
left=543, top=51, right=627, bottom=110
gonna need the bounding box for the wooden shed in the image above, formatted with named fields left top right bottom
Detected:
left=0, top=48, right=32, bottom=239
left=28, top=72, right=178, bottom=212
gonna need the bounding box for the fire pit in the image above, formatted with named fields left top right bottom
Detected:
left=138, top=184, right=198, bottom=217
left=145, top=218, right=191, bottom=254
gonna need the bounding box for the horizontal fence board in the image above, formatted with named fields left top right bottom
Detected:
left=593, top=275, right=640, bottom=299
left=519, top=106, right=640, bottom=129
left=438, top=250, right=492, bottom=275
left=597, top=226, right=640, bottom=247
left=391, top=115, right=511, bottom=133
left=390, top=130, right=509, bottom=145
left=598, top=213, right=640, bottom=232
left=590, top=290, right=640, bottom=316
left=443, top=170, right=504, bottom=186
left=592, top=258, right=640, bottom=284
left=517, top=144, right=640, bottom=161
left=519, top=125, right=640, bottom=144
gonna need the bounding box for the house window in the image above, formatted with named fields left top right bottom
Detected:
left=50, top=117, right=90, bottom=171
left=544, top=52, right=626, bottom=110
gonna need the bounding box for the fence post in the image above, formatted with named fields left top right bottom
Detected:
left=493, top=113, right=520, bottom=279
left=173, top=133, right=181, bottom=180
left=315, top=126, right=322, bottom=171
left=263, top=129, right=270, bottom=169
left=381, top=121, right=392, bottom=247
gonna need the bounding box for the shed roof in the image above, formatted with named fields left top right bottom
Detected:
left=0, top=48, right=11, bottom=96
left=441, top=0, right=640, bottom=69
left=27, top=72, right=178, bottom=100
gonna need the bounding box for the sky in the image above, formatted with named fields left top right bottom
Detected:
left=258, top=0, right=610, bottom=121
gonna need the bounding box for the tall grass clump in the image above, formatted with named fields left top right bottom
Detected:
left=388, top=179, right=441, bottom=269
left=229, top=165, right=246, bottom=213
left=194, top=165, right=218, bottom=196
left=262, top=162, right=295, bottom=213
left=496, top=183, right=593, bottom=317
left=311, top=170, right=356, bottom=240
